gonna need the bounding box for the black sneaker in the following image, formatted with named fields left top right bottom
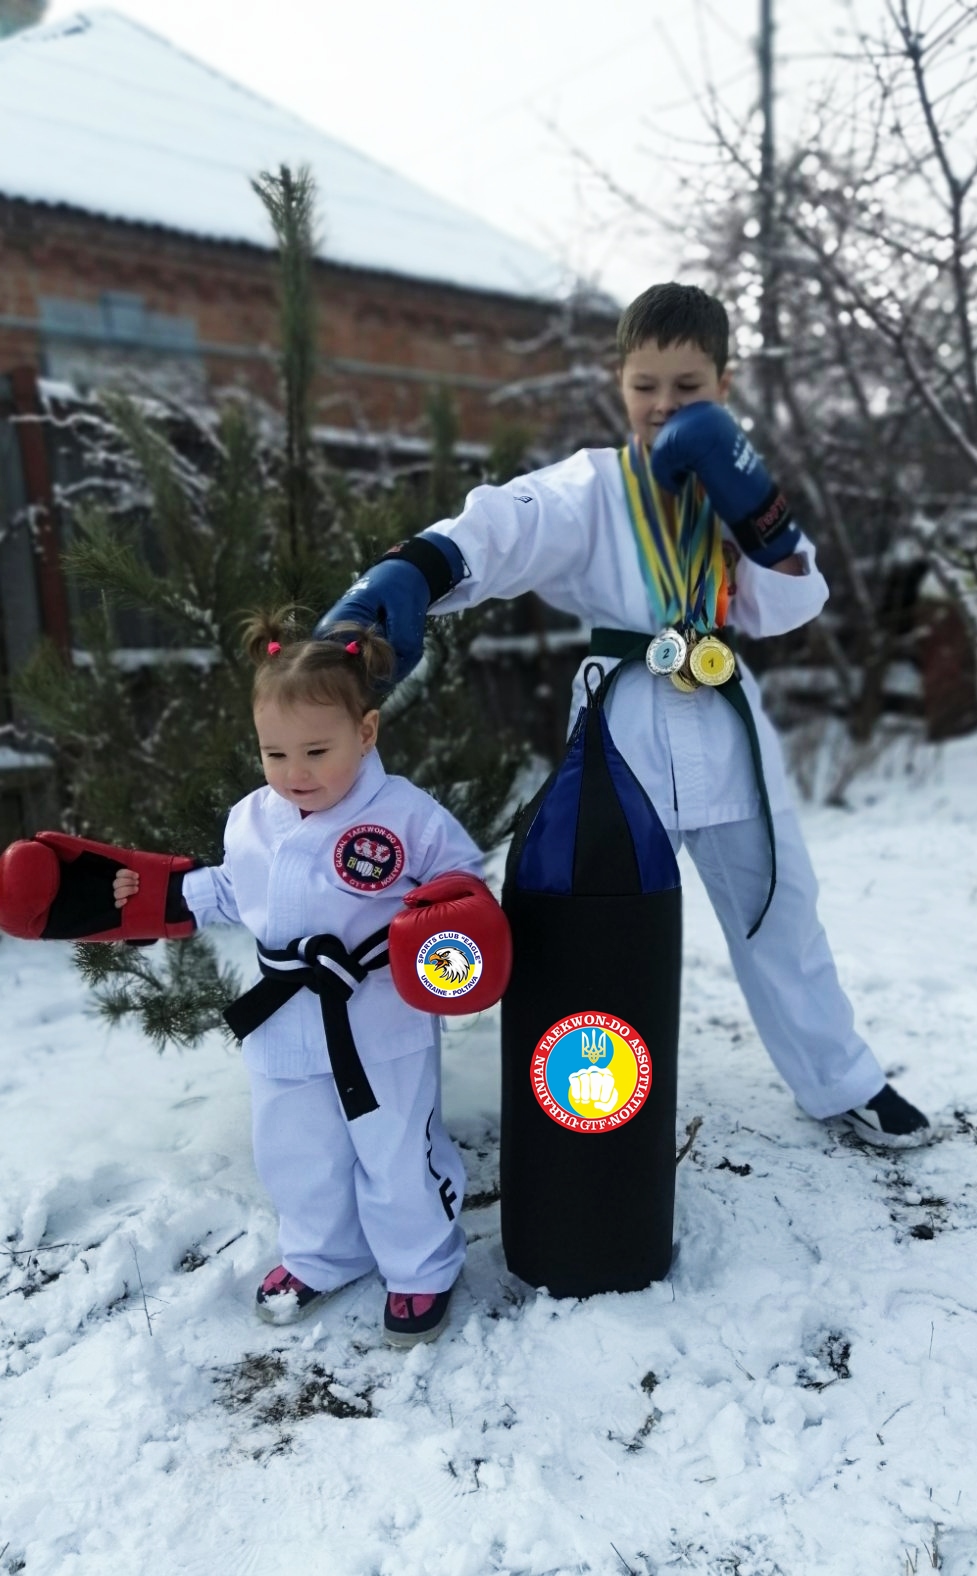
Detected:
left=255, top=1264, right=331, bottom=1325
left=838, top=1084, right=932, bottom=1149
left=383, top=1288, right=453, bottom=1348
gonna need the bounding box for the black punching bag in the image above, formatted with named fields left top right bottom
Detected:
left=500, top=665, right=681, bottom=1297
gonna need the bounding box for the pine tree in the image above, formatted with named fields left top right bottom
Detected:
left=16, top=167, right=527, bottom=1048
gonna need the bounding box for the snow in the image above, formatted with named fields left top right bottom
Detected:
left=0, top=746, right=52, bottom=770
left=70, top=647, right=219, bottom=671
left=0, top=9, right=565, bottom=302
left=3, top=734, right=977, bottom=1575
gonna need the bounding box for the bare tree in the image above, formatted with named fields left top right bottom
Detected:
left=489, top=285, right=622, bottom=459
left=562, top=0, right=977, bottom=743
left=699, top=1, right=977, bottom=737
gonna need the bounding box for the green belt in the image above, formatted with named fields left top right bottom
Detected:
left=589, top=627, right=775, bottom=937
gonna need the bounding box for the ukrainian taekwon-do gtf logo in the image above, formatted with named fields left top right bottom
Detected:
left=415, top=931, right=484, bottom=1000
left=531, top=1012, right=651, bottom=1132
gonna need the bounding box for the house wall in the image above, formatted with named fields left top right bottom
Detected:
left=0, top=198, right=621, bottom=837
left=0, top=197, right=593, bottom=440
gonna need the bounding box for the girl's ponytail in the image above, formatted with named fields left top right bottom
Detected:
left=241, top=607, right=308, bottom=668
left=329, top=621, right=397, bottom=695
left=245, top=612, right=396, bottom=720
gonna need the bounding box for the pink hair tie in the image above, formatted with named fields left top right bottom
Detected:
left=267, top=641, right=282, bottom=656
left=345, top=640, right=361, bottom=655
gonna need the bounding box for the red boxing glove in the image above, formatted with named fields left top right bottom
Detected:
left=388, top=870, right=512, bottom=1015
left=0, top=831, right=197, bottom=943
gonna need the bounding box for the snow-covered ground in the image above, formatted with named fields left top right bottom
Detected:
left=3, top=733, right=977, bottom=1576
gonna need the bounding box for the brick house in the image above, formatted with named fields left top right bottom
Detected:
left=0, top=10, right=588, bottom=430
left=0, top=10, right=616, bottom=837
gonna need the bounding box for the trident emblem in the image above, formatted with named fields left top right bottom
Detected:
left=580, top=1030, right=608, bottom=1065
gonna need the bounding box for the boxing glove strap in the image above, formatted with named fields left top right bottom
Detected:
left=731, top=485, right=799, bottom=561
left=223, top=925, right=390, bottom=1122
left=379, top=536, right=458, bottom=603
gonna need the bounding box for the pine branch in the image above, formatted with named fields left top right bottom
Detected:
left=64, top=511, right=217, bottom=642
left=251, top=164, right=319, bottom=556
left=75, top=936, right=241, bottom=1052
left=13, top=165, right=528, bottom=1048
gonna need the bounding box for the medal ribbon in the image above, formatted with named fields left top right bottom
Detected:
left=619, top=437, right=728, bottom=632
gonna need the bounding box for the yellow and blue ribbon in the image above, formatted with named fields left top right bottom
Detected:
left=619, top=437, right=727, bottom=632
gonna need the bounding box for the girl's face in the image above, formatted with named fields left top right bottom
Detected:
left=254, top=696, right=379, bottom=813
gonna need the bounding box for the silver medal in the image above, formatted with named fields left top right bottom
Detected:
left=646, top=627, right=689, bottom=676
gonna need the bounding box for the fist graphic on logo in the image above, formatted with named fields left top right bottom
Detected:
left=569, top=1067, right=618, bottom=1114
left=354, top=836, right=390, bottom=862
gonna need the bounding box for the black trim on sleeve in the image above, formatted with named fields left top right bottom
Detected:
left=165, top=871, right=195, bottom=927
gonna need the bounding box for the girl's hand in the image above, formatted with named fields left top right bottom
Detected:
left=113, top=868, right=140, bottom=908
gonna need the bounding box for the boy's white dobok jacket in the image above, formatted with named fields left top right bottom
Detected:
left=181, top=751, right=483, bottom=1080
left=433, top=446, right=830, bottom=831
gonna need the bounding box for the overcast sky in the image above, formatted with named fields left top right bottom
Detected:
left=46, top=0, right=884, bottom=301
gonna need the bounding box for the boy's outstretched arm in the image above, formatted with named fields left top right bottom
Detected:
left=314, top=531, right=467, bottom=683
left=313, top=459, right=599, bottom=680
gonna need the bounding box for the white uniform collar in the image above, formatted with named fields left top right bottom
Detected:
left=333, top=748, right=387, bottom=820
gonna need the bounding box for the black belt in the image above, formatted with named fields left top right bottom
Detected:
left=223, top=926, right=391, bottom=1120
left=588, top=627, right=776, bottom=937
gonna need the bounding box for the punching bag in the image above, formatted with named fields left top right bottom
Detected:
left=500, top=664, right=681, bottom=1297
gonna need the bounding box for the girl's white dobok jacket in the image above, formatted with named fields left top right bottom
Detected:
left=432, top=447, right=829, bottom=831
left=181, top=751, right=483, bottom=1080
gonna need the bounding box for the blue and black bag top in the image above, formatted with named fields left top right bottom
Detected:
left=509, top=664, right=680, bottom=899
left=500, top=665, right=682, bottom=1297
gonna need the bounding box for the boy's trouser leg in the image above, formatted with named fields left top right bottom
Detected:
left=677, top=811, right=887, bottom=1119
left=348, top=1045, right=467, bottom=1294
left=250, top=1069, right=376, bottom=1292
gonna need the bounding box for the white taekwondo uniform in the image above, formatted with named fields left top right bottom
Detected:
left=182, top=749, right=482, bottom=1293
left=430, top=446, right=886, bottom=1120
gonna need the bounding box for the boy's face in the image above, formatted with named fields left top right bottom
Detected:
left=619, top=339, right=731, bottom=447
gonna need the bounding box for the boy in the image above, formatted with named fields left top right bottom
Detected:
left=315, top=282, right=930, bottom=1149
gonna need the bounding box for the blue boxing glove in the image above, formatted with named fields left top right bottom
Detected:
left=651, top=402, right=800, bottom=567
left=313, top=530, right=466, bottom=682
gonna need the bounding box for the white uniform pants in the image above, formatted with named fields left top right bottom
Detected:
left=249, top=1044, right=466, bottom=1294
left=670, top=810, right=886, bottom=1119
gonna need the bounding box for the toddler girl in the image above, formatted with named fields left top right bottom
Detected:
left=116, top=617, right=487, bottom=1346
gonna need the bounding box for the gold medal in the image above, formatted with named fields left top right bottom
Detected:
left=670, top=667, right=698, bottom=693
left=689, top=635, right=735, bottom=687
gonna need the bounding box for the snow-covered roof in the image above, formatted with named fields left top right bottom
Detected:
left=0, top=9, right=566, bottom=302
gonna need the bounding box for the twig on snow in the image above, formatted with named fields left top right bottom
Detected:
left=610, top=1543, right=638, bottom=1576
left=676, top=1115, right=703, bottom=1166
left=130, top=1241, right=154, bottom=1337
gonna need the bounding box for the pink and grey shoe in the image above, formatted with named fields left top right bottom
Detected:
left=255, top=1265, right=330, bottom=1325
left=383, top=1288, right=453, bottom=1348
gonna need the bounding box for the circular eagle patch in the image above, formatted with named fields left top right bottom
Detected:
left=334, top=824, right=405, bottom=891
left=414, top=931, right=484, bottom=999
left=530, top=1012, right=652, bottom=1133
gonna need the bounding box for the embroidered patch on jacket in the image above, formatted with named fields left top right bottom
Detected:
left=334, top=824, right=405, bottom=891
left=530, top=1011, right=652, bottom=1134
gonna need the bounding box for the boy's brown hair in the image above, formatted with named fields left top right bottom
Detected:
left=616, top=283, right=730, bottom=375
